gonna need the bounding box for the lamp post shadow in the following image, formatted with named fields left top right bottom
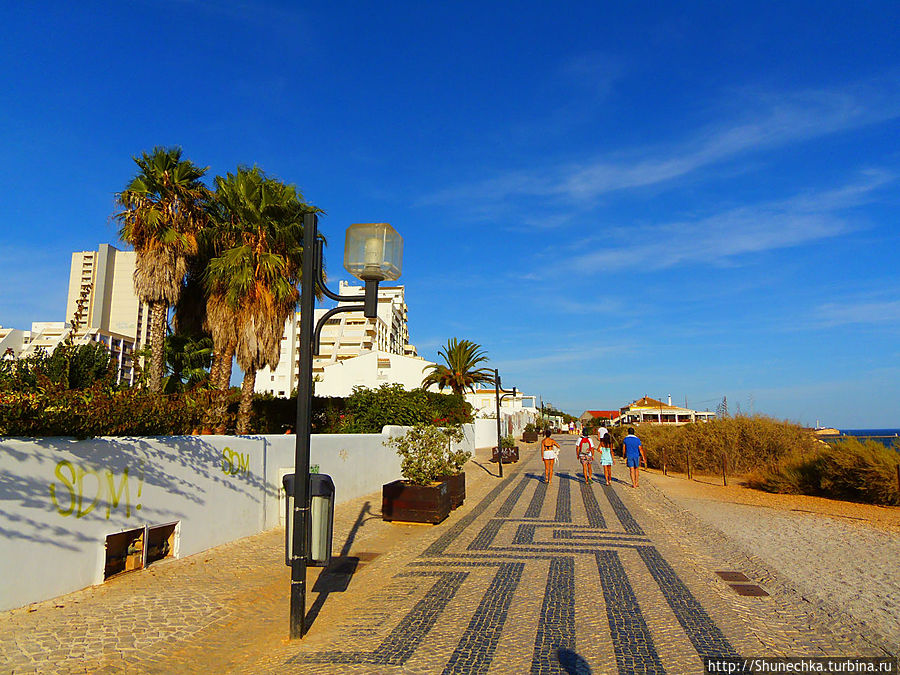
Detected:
left=303, top=500, right=376, bottom=630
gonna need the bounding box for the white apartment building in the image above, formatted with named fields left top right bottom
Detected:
left=3, top=245, right=151, bottom=385
left=0, top=321, right=137, bottom=385
left=64, top=244, right=153, bottom=385
left=255, top=281, right=419, bottom=397
left=1, top=323, right=69, bottom=360
left=66, top=244, right=152, bottom=348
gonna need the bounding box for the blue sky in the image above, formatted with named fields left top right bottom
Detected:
left=1, top=2, right=898, bottom=427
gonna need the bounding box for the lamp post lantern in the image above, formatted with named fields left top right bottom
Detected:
left=290, top=215, right=402, bottom=639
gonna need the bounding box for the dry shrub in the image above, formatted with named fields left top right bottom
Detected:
left=748, top=438, right=900, bottom=505
left=636, top=415, right=819, bottom=476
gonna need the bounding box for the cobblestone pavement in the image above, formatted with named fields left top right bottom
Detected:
left=1, top=438, right=894, bottom=674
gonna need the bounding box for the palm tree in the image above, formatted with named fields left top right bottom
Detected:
left=115, top=146, right=210, bottom=393
left=163, top=334, right=214, bottom=393
left=205, top=166, right=319, bottom=433
left=422, top=338, right=494, bottom=395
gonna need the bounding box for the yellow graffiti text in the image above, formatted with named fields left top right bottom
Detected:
left=222, top=447, right=250, bottom=476
left=49, top=460, right=143, bottom=520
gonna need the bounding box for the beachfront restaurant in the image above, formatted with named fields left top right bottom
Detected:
left=618, top=396, right=715, bottom=425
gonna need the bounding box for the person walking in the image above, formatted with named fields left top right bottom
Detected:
left=575, top=429, right=595, bottom=484
left=541, top=430, right=560, bottom=485
left=598, top=433, right=614, bottom=485
left=622, top=427, right=646, bottom=488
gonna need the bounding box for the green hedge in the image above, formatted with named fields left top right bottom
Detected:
left=0, top=387, right=204, bottom=438
left=1, top=382, right=473, bottom=438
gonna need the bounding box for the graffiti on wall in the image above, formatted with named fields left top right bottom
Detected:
left=221, top=447, right=249, bottom=476
left=49, top=459, right=145, bottom=519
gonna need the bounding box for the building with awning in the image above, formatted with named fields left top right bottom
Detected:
left=618, top=396, right=715, bottom=425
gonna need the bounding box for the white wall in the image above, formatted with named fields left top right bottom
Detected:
left=473, top=413, right=534, bottom=449
left=0, top=424, right=475, bottom=612
left=262, top=431, right=404, bottom=528
left=313, top=351, right=435, bottom=397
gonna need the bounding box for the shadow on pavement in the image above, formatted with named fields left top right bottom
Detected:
left=471, top=459, right=500, bottom=477
left=305, top=500, right=377, bottom=628
left=558, top=647, right=591, bottom=673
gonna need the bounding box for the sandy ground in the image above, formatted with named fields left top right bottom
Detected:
left=642, top=469, right=900, bottom=652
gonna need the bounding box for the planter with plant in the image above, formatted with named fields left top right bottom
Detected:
left=522, top=422, right=538, bottom=443
left=434, top=425, right=469, bottom=509
left=492, top=434, right=519, bottom=464
left=382, top=424, right=470, bottom=523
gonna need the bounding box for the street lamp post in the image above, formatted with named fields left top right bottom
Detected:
left=493, top=368, right=516, bottom=478
left=540, top=397, right=544, bottom=432
left=290, top=214, right=402, bottom=639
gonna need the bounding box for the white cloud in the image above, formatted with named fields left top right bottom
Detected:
left=569, top=172, right=891, bottom=272
left=495, top=343, right=630, bottom=370
left=813, top=300, right=900, bottom=327
left=421, top=78, right=900, bottom=211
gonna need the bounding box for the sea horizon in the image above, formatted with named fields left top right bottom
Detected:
left=835, top=428, right=900, bottom=449
left=838, top=428, right=900, bottom=436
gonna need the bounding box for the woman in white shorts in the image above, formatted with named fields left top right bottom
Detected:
left=541, top=430, right=560, bottom=485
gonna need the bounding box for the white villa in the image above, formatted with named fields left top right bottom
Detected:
left=314, top=350, right=434, bottom=397
left=465, top=387, right=540, bottom=437
left=618, top=396, right=715, bottom=425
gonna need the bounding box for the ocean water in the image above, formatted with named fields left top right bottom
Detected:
left=836, top=429, right=900, bottom=449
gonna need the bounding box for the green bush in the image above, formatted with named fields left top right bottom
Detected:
left=343, top=384, right=472, bottom=434
left=384, top=424, right=468, bottom=485
left=746, top=437, right=900, bottom=505
left=0, top=342, right=114, bottom=393
left=249, top=394, right=349, bottom=434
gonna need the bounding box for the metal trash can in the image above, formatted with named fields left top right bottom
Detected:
left=283, top=473, right=335, bottom=568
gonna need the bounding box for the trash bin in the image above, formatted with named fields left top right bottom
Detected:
left=283, top=473, right=335, bottom=568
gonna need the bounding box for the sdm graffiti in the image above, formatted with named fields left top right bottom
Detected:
left=222, top=447, right=249, bottom=476
left=49, top=460, right=144, bottom=520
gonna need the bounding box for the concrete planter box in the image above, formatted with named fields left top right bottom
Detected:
left=436, top=473, right=466, bottom=509
left=382, top=479, right=451, bottom=524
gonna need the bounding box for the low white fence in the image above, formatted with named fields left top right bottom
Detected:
left=473, top=412, right=533, bottom=449
left=0, top=424, right=474, bottom=612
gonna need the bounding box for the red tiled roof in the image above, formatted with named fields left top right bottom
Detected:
left=584, top=410, right=619, bottom=419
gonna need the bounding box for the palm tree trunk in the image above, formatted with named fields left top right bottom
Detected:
left=149, top=302, right=168, bottom=393
left=217, top=345, right=235, bottom=390
left=236, top=367, right=256, bottom=435
left=210, top=344, right=236, bottom=434
left=209, top=351, right=222, bottom=390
